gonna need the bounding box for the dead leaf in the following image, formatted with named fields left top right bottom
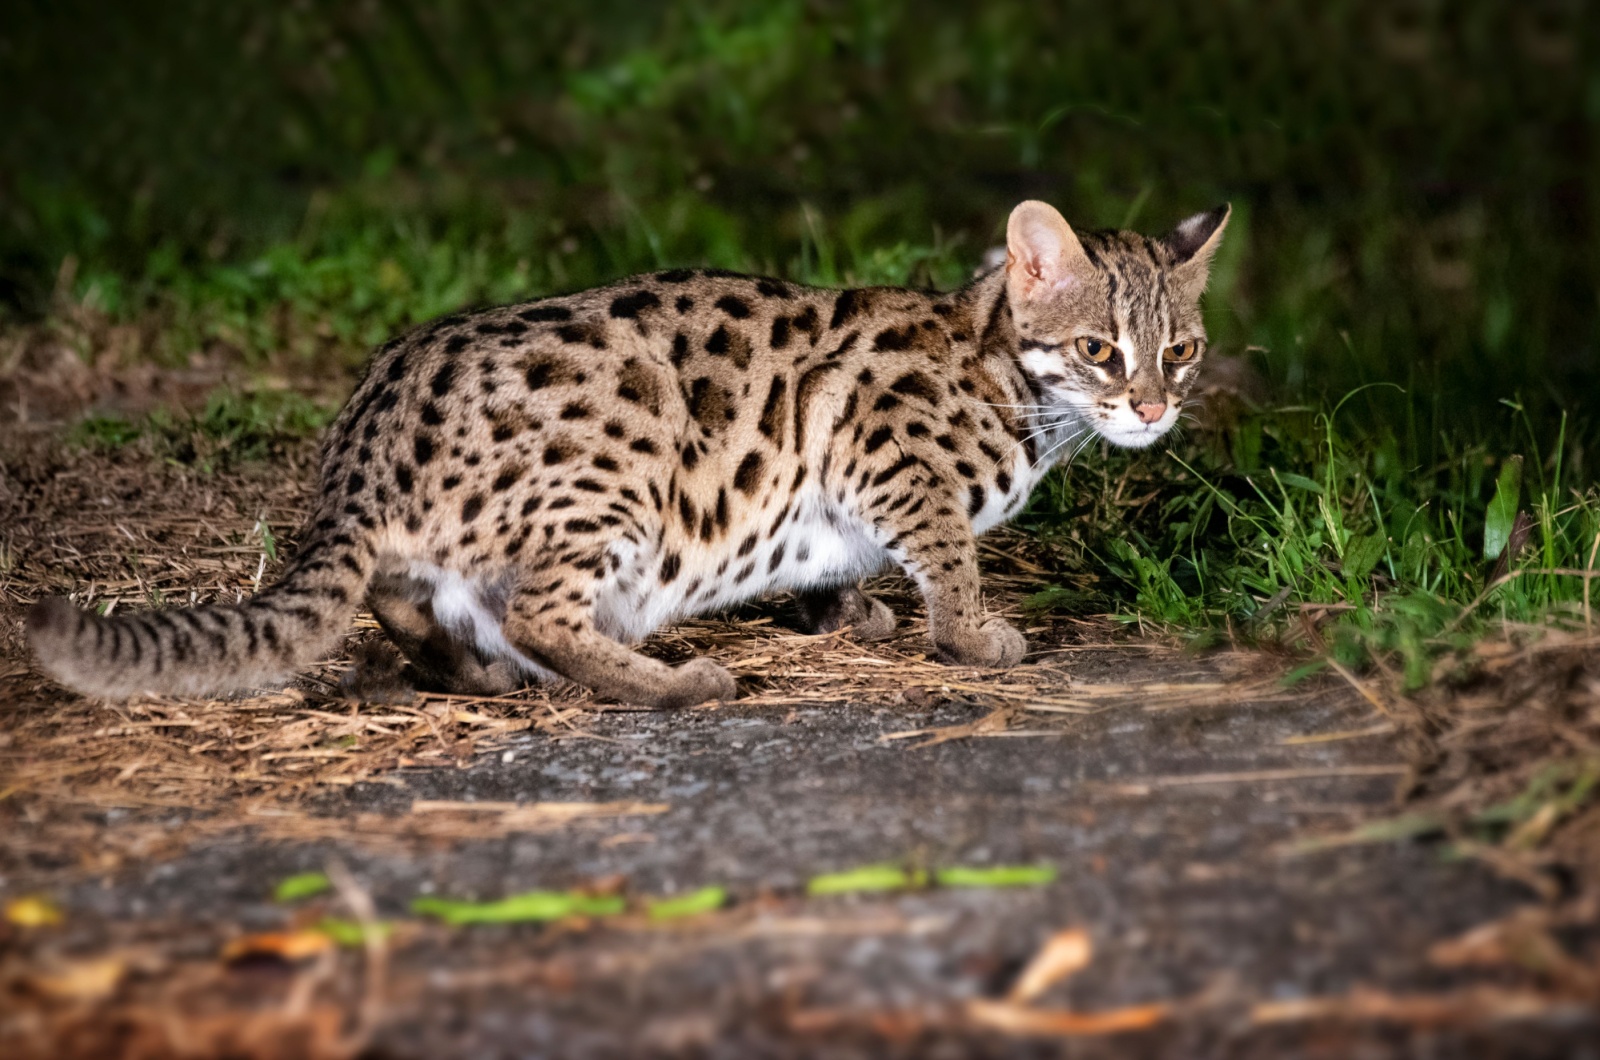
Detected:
left=1009, top=928, right=1092, bottom=1003
left=968, top=998, right=1168, bottom=1036
left=222, top=929, right=335, bottom=964
left=27, top=956, right=126, bottom=1000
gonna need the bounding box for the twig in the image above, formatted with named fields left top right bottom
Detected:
left=1323, top=656, right=1393, bottom=718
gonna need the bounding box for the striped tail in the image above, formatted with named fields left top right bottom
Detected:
left=26, top=522, right=373, bottom=700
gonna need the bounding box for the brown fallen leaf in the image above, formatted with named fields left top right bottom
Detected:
left=1009, top=928, right=1092, bottom=1003
left=26, top=956, right=126, bottom=1000
left=968, top=998, right=1169, bottom=1036
left=222, top=929, right=335, bottom=964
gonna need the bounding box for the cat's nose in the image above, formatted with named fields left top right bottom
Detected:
left=1131, top=399, right=1167, bottom=424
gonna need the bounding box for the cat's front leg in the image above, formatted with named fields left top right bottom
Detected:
left=890, top=528, right=1025, bottom=668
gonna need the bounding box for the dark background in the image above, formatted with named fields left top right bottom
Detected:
left=3, top=0, right=1595, bottom=453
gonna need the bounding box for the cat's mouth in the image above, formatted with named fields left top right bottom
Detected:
left=1093, top=409, right=1178, bottom=450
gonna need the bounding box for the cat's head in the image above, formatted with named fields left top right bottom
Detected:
left=1003, top=200, right=1229, bottom=449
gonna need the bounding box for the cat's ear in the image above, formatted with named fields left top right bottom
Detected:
left=1005, top=201, right=1092, bottom=301
left=1163, top=204, right=1231, bottom=273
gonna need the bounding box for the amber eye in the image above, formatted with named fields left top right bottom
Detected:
left=1074, top=336, right=1114, bottom=364
left=1164, top=340, right=1199, bottom=364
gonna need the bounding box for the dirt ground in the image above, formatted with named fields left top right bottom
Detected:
left=2, top=407, right=1598, bottom=1057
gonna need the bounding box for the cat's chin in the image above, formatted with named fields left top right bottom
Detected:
left=1095, top=424, right=1171, bottom=450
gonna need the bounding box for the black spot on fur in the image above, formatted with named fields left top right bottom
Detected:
left=756, top=278, right=793, bottom=299
left=543, top=446, right=567, bottom=465
left=429, top=362, right=456, bottom=396
left=657, top=269, right=693, bottom=283
left=557, top=323, right=607, bottom=348
left=443, top=334, right=470, bottom=354
left=461, top=495, right=485, bottom=523
left=660, top=552, right=681, bottom=582
left=830, top=289, right=861, bottom=329
left=705, top=325, right=731, bottom=356
left=518, top=305, right=572, bottom=323
left=864, top=426, right=894, bottom=453
left=630, top=438, right=658, bottom=454
left=671, top=332, right=689, bottom=365
left=560, top=402, right=590, bottom=420
left=715, top=294, right=752, bottom=319
left=873, top=326, right=915, bottom=352
left=770, top=316, right=791, bottom=349
left=414, top=435, right=435, bottom=465
left=675, top=295, right=695, bottom=313
left=890, top=371, right=937, bottom=402
left=733, top=451, right=765, bottom=495
left=758, top=377, right=787, bottom=439
left=967, top=484, right=986, bottom=517
left=610, top=289, right=661, bottom=318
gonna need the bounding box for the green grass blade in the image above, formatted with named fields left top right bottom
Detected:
left=647, top=886, right=727, bottom=921
left=273, top=872, right=332, bottom=902
left=933, top=865, right=1056, bottom=888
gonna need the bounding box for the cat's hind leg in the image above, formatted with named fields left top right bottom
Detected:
left=501, top=576, right=735, bottom=708
left=362, top=569, right=524, bottom=696
left=796, top=584, right=898, bottom=641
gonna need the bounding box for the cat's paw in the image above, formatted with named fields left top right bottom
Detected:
left=664, top=657, right=738, bottom=708
left=977, top=618, right=1028, bottom=667
left=936, top=619, right=1027, bottom=668
left=799, top=585, right=897, bottom=641
left=852, top=595, right=898, bottom=641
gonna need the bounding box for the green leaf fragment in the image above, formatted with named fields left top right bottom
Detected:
left=314, top=917, right=393, bottom=947
left=806, top=864, right=927, bottom=895
left=1482, top=455, right=1523, bottom=561
left=934, top=864, right=1057, bottom=888
left=647, top=886, right=727, bottom=921
left=273, top=872, right=332, bottom=902
left=1341, top=533, right=1386, bottom=580
left=410, top=890, right=626, bottom=925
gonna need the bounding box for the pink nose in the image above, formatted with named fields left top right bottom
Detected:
left=1132, top=400, right=1167, bottom=425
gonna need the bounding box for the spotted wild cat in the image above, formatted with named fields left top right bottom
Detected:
left=27, top=200, right=1229, bottom=706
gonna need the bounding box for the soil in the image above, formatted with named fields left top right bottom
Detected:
left=1, top=398, right=1595, bottom=1058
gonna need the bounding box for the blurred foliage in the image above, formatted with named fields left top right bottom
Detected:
left=3, top=1, right=1595, bottom=452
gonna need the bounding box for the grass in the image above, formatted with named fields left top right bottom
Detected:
left=68, top=389, right=336, bottom=473
left=1020, top=395, right=1600, bottom=687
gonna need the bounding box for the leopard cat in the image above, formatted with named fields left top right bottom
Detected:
left=27, top=200, right=1229, bottom=707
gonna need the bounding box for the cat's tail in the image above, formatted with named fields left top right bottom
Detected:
left=26, top=519, right=374, bottom=700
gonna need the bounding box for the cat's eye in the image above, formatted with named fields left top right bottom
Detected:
left=1164, top=340, right=1199, bottom=364
left=1074, top=336, right=1114, bottom=364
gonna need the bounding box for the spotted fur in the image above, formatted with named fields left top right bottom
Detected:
left=28, top=201, right=1229, bottom=706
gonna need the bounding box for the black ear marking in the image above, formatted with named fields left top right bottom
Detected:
left=1164, top=204, right=1231, bottom=265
